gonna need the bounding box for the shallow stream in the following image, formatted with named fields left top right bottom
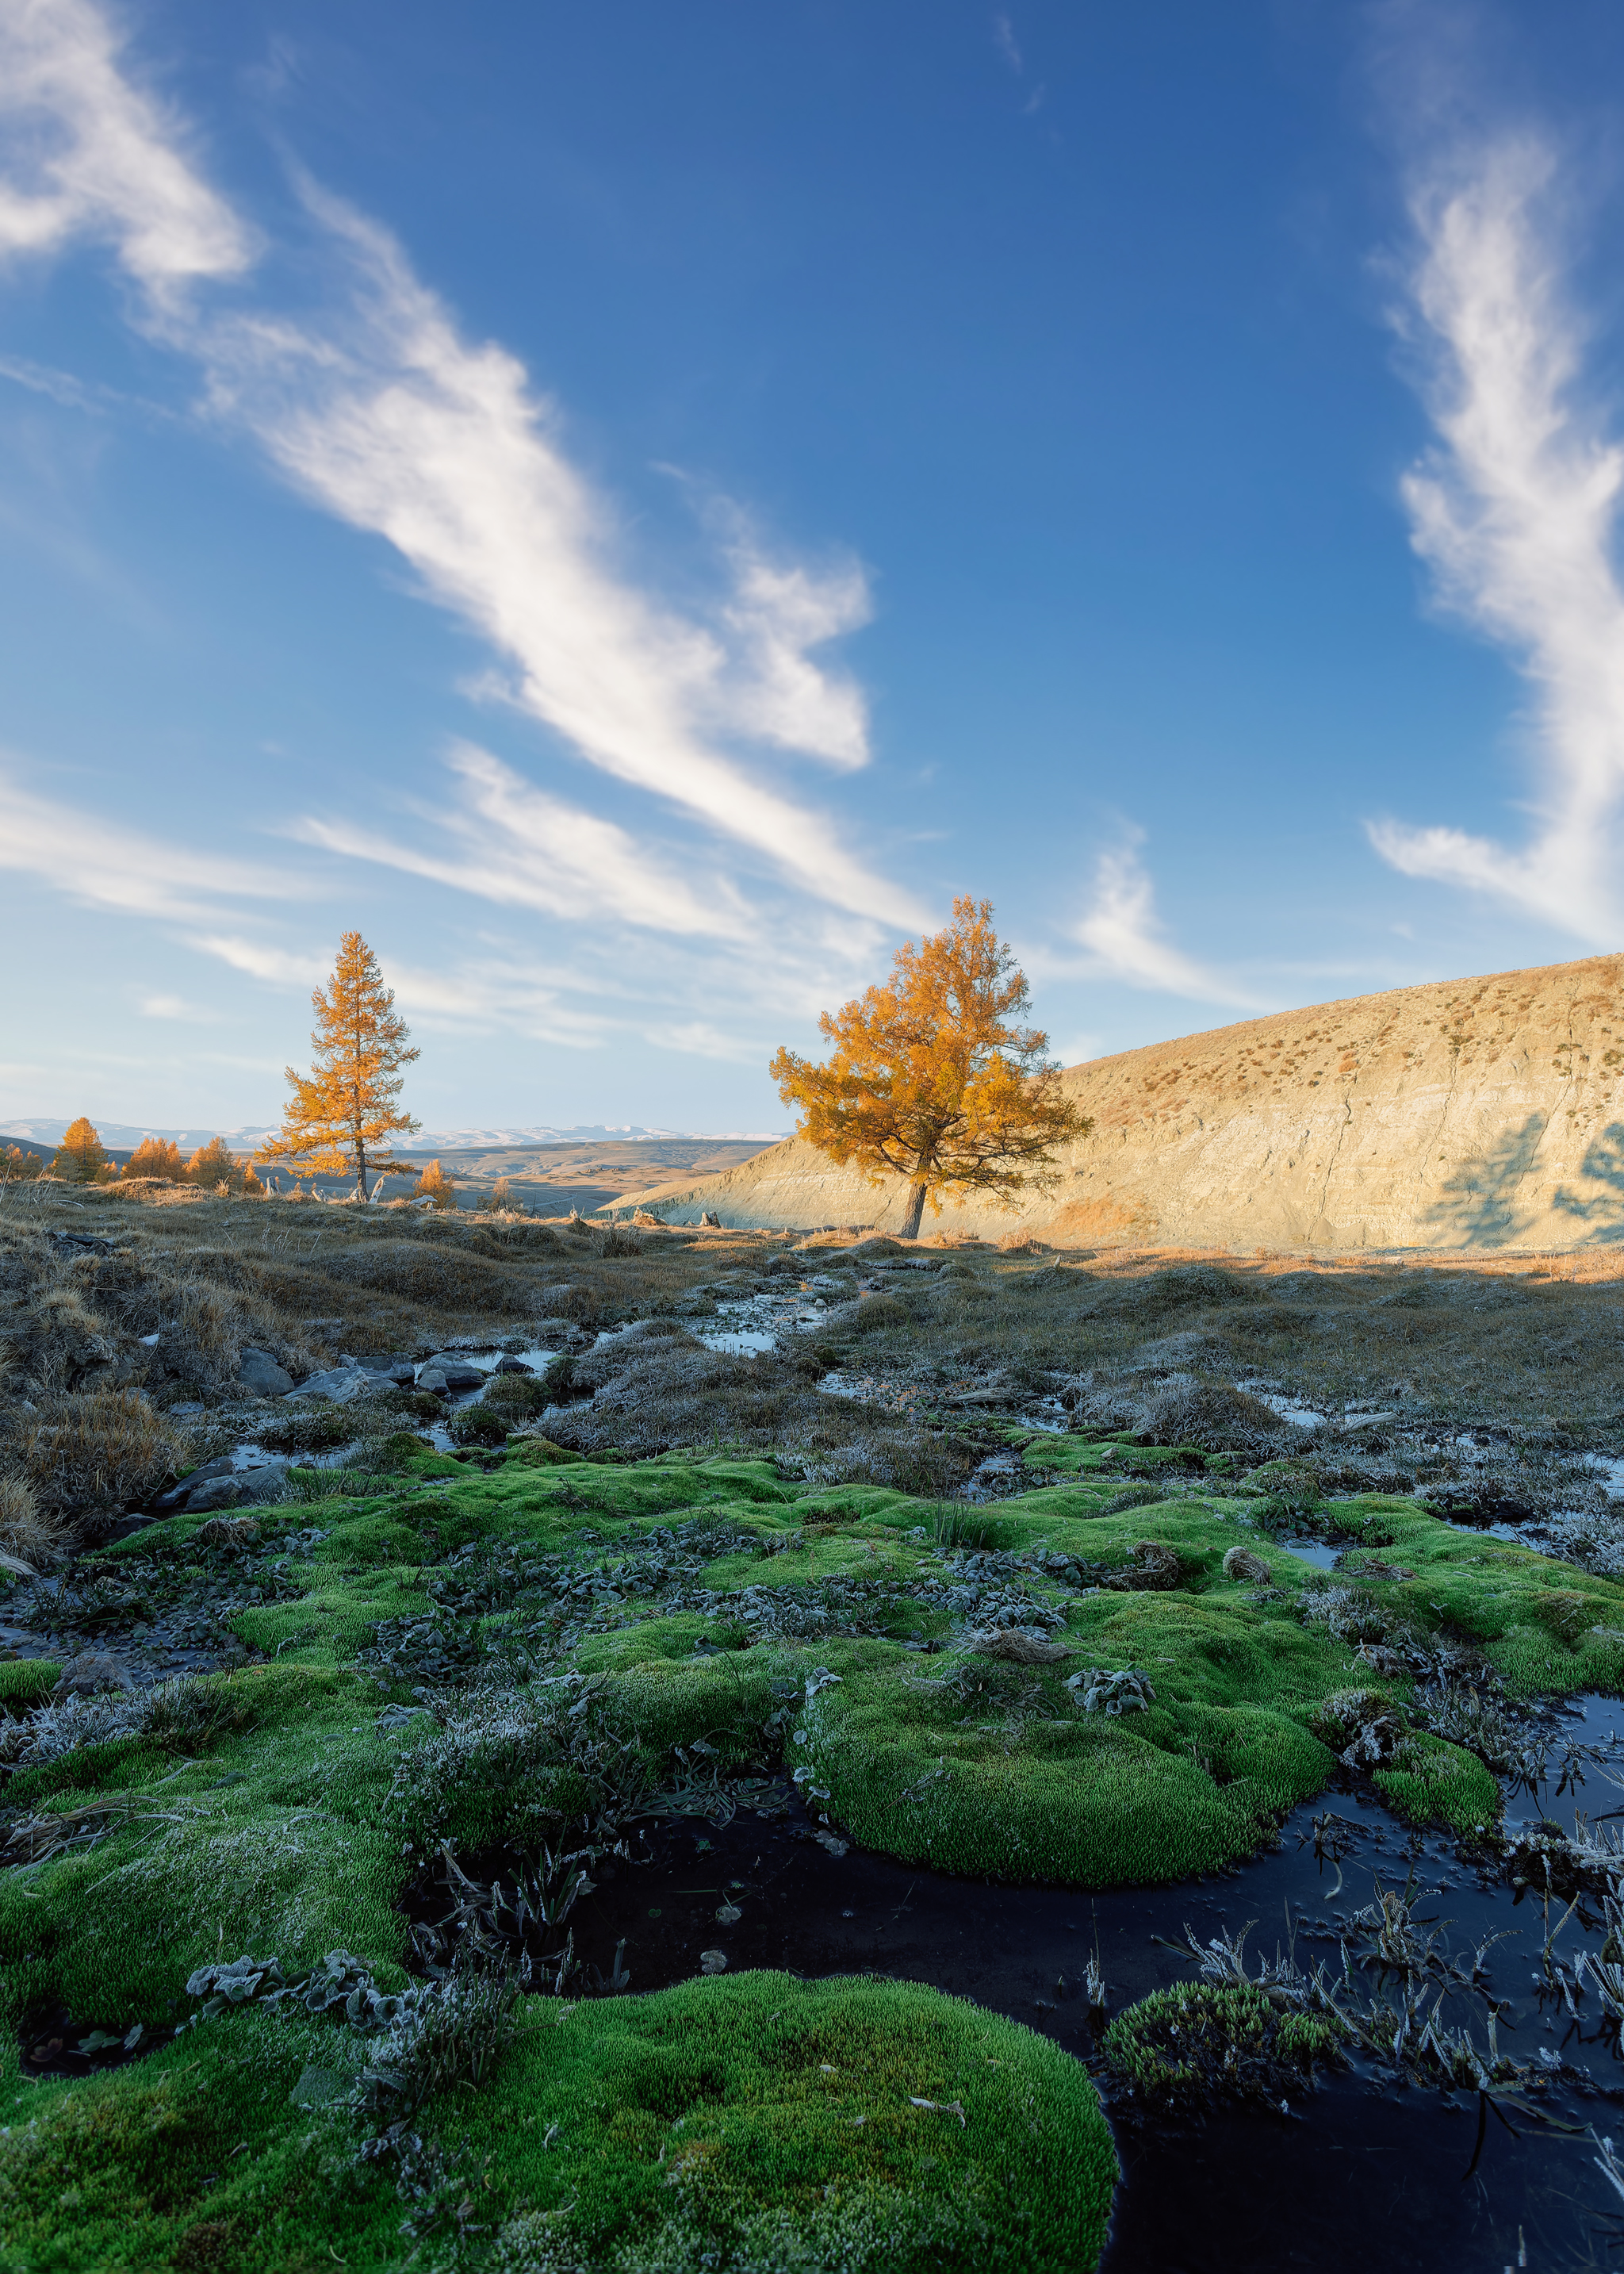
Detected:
left=555, top=1708, right=1624, bottom=2273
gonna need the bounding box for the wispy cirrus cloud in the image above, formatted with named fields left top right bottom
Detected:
left=294, top=742, right=750, bottom=938
left=1071, top=834, right=1264, bottom=1007
left=0, top=0, right=250, bottom=290
left=0, top=761, right=293, bottom=921
left=0, top=0, right=921, bottom=931
left=1369, top=132, right=1624, bottom=941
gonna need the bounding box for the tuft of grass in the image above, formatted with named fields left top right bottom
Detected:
left=17, top=1390, right=189, bottom=1532
left=0, top=1472, right=69, bottom=1566
left=1104, top=1981, right=1344, bottom=2114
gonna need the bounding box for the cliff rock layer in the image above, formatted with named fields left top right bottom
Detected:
left=622, top=954, right=1624, bottom=1251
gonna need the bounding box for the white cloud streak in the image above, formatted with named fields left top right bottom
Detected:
left=293, top=742, right=749, bottom=938
left=0, top=0, right=251, bottom=290
left=0, top=762, right=292, bottom=921
left=0, top=1, right=921, bottom=931
left=1370, top=133, right=1624, bottom=939
left=1072, top=835, right=1262, bottom=1006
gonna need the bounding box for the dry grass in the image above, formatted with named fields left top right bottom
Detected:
left=807, top=1241, right=1624, bottom=1440
left=0, top=1472, right=69, bottom=1567
left=15, top=1389, right=191, bottom=1532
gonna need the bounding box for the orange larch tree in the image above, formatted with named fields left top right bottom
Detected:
left=770, top=896, right=1088, bottom=1240
left=255, top=933, right=420, bottom=1200
left=123, top=1137, right=187, bottom=1182
left=50, top=1118, right=112, bottom=1183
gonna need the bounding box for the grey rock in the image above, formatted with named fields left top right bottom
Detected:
left=419, top=1354, right=485, bottom=1391
left=235, top=1461, right=290, bottom=1505
left=154, top=1455, right=234, bottom=1513
left=53, top=1651, right=136, bottom=1699
left=236, top=1351, right=293, bottom=1398
left=493, top=1356, right=534, bottom=1375
left=288, top=1366, right=370, bottom=1405
left=186, top=1474, right=243, bottom=1515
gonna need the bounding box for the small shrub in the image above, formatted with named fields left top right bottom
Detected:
left=929, top=1508, right=1013, bottom=1552
left=1221, top=1543, right=1273, bottom=1584
left=353, top=1965, right=519, bottom=2121
left=1243, top=1459, right=1322, bottom=1511
left=483, top=1372, right=548, bottom=1419
left=0, top=1660, right=59, bottom=1712
left=1099, top=1484, right=1166, bottom=1516
left=256, top=1409, right=358, bottom=1455
left=447, top=1405, right=511, bottom=1448
left=599, top=1229, right=642, bottom=1258
left=504, top=1436, right=581, bottom=1467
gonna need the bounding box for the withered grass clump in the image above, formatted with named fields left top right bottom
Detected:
left=17, top=1390, right=190, bottom=1528
left=0, top=1472, right=68, bottom=1567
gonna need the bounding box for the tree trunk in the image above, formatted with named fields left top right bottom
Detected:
left=901, top=1177, right=929, bottom=1241
left=355, top=1134, right=370, bottom=1202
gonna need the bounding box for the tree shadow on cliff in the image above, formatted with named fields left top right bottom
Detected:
left=1423, top=1114, right=1546, bottom=1248
left=1553, top=1122, right=1624, bottom=1244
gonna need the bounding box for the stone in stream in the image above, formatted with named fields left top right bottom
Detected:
left=185, top=1475, right=243, bottom=1515
left=151, top=1455, right=235, bottom=1513
left=236, top=1348, right=293, bottom=1398
left=234, top=1463, right=290, bottom=1506
left=493, top=1356, right=533, bottom=1375
left=416, top=1355, right=485, bottom=1393
left=286, top=1364, right=370, bottom=1405
left=53, top=1651, right=135, bottom=1699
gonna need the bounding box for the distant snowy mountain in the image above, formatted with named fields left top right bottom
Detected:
left=0, top=1118, right=787, bottom=1150
left=0, top=1120, right=278, bottom=1149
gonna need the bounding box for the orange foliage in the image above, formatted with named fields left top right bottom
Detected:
left=124, top=1137, right=186, bottom=1181
left=255, top=932, right=420, bottom=1200
left=770, top=896, right=1087, bottom=1238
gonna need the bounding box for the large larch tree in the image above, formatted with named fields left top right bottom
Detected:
left=255, top=933, right=420, bottom=1199
left=770, top=896, right=1088, bottom=1240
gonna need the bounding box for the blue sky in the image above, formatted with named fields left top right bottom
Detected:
left=2, top=0, right=1624, bottom=1137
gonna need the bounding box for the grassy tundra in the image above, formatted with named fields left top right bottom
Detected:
left=0, top=1175, right=1620, bottom=2268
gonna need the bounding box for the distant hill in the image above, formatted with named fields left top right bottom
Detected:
left=0, top=1118, right=785, bottom=1150
left=606, top=954, right=1624, bottom=1254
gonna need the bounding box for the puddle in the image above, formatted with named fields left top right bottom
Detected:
left=1279, top=1535, right=1343, bottom=1570
left=555, top=1728, right=1624, bottom=2274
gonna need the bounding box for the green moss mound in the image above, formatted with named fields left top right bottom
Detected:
left=0, top=1976, right=1115, bottom=2274
left=0, top=1662, right=58, bottom=1711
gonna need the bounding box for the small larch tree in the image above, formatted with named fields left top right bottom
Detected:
left=51, top=1118, right=111, bottom=1183
left=186, top=1137, right=263, bottom=1195
left=770, top=896, right=1089, bottom=1241
left=255, top=932, right=421, bottom=1199
left=124, top=1137, right=186, bottom=1182
left=415, top=1160, right=456, bottom=1211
